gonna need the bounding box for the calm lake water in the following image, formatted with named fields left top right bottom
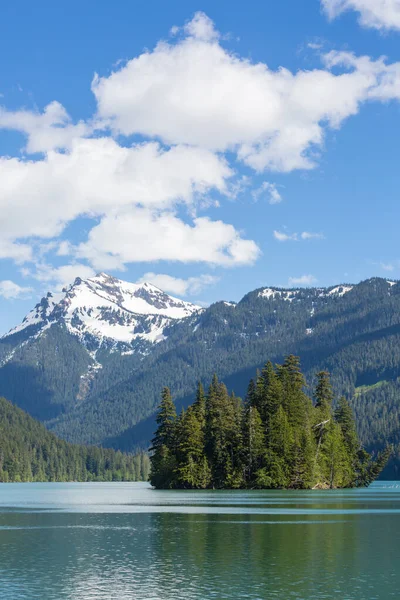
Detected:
left=0, top=482, right=399, bottom=599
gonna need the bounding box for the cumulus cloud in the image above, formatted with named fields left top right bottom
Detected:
left=1, top=11, right=400, bottom=277
left=252, top=182, right=283, bottom=204
left=322, top=0, right=400, bottom=31
left=0, top=241, right=32, bottom=263
left=137, top=272, right=219, bottom=296
left=0, top=101, right=91, bottom=154
left=92, top=12, right=400, bottom=173
left=288, top=275, right=318, bottom=286
left=0, top=139, right=231, bottom=241
left=77, top=209, right=260, bottom=270
left=29, top=263, right=96, bottom=291
left=0, top=138, right=253, bottom=270
left=273, top=230, right=324, bottom=242
left=0, top=280, right=33, bottom=299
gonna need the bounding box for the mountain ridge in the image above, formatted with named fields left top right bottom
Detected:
left=2, top=272, right=202, bottom=353
left=1, top=274, right=400, bottom=477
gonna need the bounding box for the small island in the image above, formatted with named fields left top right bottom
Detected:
left=150, top=355, right=390, bottom=490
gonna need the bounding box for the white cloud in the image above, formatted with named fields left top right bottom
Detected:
left=77, top=209, right=260, bottom=270
left=0, top=240, right=32, bottom=263
left=273, top=230, right=299, bottom=242
left=92, top=12, right=400, bottom=173
left=301, top=231, right=325, bottom=240
left=288, top=275, right=318, bottom=286
left=273, top=230, right=324, bottom=242
left=0, top=138, right=235, bottom=255
left=253, top=182, right=283, bottom=204
left=0, top=101, right=91, bottom=154
left=137, top=272, right=219, bottom=296
left=183, top=11, right=220, bottom=41
left=1, top=11, right=400, bottom=276
left=0, top=280, right=33, bottom=299
left=30, top=263, right=96, bottom=291
left=322, top=0, right=400, bottom=31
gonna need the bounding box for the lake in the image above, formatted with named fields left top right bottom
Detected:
left=0, top=482, right=399, bottom=599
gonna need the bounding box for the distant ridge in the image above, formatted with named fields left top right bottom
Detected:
left=0, top=276, right=400, bottom=478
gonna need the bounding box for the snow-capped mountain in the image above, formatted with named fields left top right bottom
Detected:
left=2, top=275, right=400, bottom=480
left=3, top=272, right=202, bottom=350
left=257, top=284, right=354, bottom=301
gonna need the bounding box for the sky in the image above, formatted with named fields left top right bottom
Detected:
left=1, top=0, right=400, bottom=333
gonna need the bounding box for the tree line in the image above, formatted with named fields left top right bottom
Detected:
left=150, top=356, right=391, bottom=489
left=0, top=396, right=150, bottom=482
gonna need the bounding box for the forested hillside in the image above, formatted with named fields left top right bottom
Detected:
left=150, top=359, right=390, bottom=489
left=0, top=396, right=149, bottom=482
left=1, top=276, right=400, bottom=476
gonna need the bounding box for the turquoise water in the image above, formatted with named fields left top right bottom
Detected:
left=0, top=482, right=399, bottom=599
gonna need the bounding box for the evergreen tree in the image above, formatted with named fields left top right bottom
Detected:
left=242, top=405, right=265, bottom=485
left=193, top=381, right=206, bottom=427
left=315, top=371, right=334, bottom=419
left=335, top=397, right=359, bottom=458
left=175, top=406, right=210, bottom=489
left=149, top=387, right=177, bottom=489
left=150, top=358, right=390, bottom=490
left=0, top=397, right=144, bottom=483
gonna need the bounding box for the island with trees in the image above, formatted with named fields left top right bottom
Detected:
left=150, top=355, right=391, bottom=489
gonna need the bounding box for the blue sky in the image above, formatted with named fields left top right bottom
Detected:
left=1, top=0, right=400, bottom=333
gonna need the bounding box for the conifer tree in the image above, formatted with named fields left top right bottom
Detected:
left=150, top=358, right=390, bottom=489
left=335, top=397, right=359, bottom=459
left=175, top=406, right=210, bottom=489
left=149, top=387, right=177, bottom=488
left=242, top=404, right=265, bottom=485
left=315, top=371, right=334, bottom=419
left=193, top=381, right=206, bottom=426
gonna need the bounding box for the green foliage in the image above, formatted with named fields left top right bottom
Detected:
left=0, top=397, right=148, bottom=483
left=150, top=357, right=390, bottom=489
left=2, top=277, right=400, bottom=477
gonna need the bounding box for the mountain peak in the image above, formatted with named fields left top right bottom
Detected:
left=3, top=273, right=201, bottom=348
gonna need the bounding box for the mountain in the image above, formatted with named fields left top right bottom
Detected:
left=0, top=273, right=201, bottom=420
left=0, top=395, right=149, bottom=482
left=1, top=274, right=400, bottom=476
left=5, top=272, right=200, bottom=350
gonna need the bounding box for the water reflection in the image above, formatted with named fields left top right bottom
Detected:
left=0, top=483, right=399, bottom=599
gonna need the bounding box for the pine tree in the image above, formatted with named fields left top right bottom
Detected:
left=314, top=371, right=334, bottom=419
left=150, top=358, right=390, bottom=489
left=242, top=405, right=265, bottom=485
left=193, top=381, right=206, bottom=426
left=149, top=387, right=177, bottom=489
left=175, top=406, right=210, bottom=489
left=335, top=397, right=359, bottom=458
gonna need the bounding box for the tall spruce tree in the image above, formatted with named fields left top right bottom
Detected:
left=175, top=406, right=210, bottom=489
left=315, top=371, right=334, bottom=419
left=149, top=387, right=177, bottom=489
left=242, top=404, right=265, bottom=486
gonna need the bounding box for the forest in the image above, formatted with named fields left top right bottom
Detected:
left=150, top=356, right=391, bottom=489
left=0, top=396, right=149, bottom=482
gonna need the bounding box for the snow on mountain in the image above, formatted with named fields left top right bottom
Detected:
left=258, top=289, right=298, bottom=302
left=326, top=285, right=353, bottom=297
left=3, top=273, right=202, bottom=349
left=258, top=285, right=354, bottom=301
